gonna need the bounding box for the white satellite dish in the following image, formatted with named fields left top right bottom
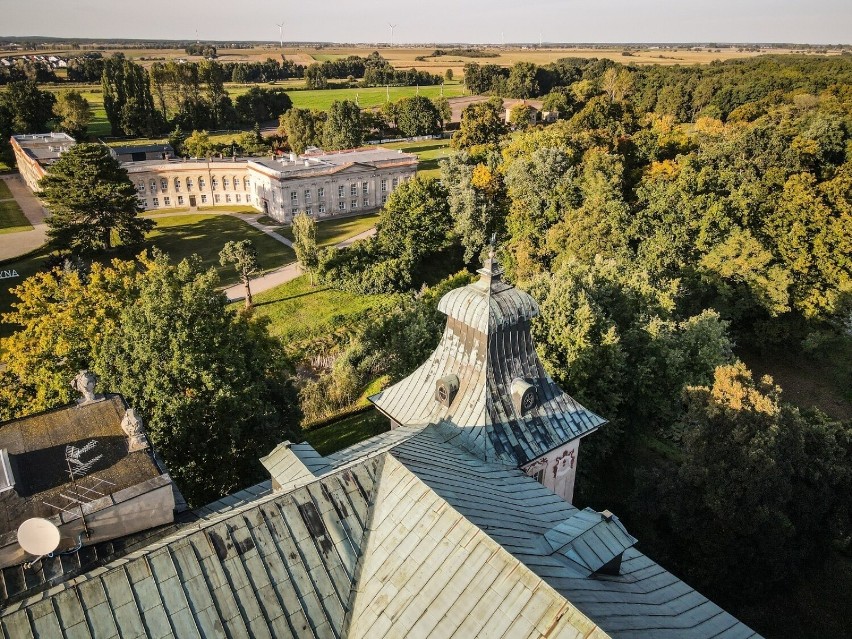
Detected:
left=17, top=518, right=61, bottom=556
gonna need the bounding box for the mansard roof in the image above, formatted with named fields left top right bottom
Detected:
left=370, top=255, right=606, bottom=466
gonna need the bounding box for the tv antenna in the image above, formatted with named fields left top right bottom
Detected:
left=17, top=518, right=60, bottom=568
left=276, top=22, right=285, bottom=48
left=388, top=23, right=397, bottom=46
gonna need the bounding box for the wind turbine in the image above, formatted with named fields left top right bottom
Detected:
left=388, top=23, right=397, bottom=46
left=276, top=22, right=285, bottom=48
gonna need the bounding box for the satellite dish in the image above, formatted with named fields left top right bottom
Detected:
left=17, top=518, right=61, bottom=556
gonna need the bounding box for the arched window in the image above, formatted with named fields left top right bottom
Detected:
left=174, top=177, right=181, bottom=192
left=186, top=177, right=194, bottom=191
left=198, top=176, right=206, bottom=189
left=223, top=177, right=230, bottom=190
left=149, top=179, right=156, bottom=191
left=243, top=177, right=250, bottom=189
left=211, top=176, right=218, bottom=190
left=233, top=176, right=239, bottom=190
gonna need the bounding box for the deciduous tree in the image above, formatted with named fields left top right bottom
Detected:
left=323, top=100, right=363, bottom=150
left=292, top=212, right=319, bottom=286
left=220, top=239, right=260, bottom=308
left=53, top=90, right=92, bottom=140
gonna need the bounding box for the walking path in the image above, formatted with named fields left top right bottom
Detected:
left=223, top=214, right=375, bottom=302
left=0, top=175, right=49, bottom=261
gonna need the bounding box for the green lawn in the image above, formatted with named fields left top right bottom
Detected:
left=302, top=409, right=390, bottom=456
left=243, top=274, right=389, bottom=349
left=382, top=138, right=452, bottom=179
left=146, top=214, right=294, bottom=285
left=287, top=83, right=464, bottom=111
left=0, top=201, right=33, bottom=234
left=0, top=181, right=13, bottom=199
left=277, top=212, right=381, bottom=247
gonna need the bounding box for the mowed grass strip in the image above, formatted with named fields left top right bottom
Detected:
left=277, top=212, right=381, bottom=247
left=244, top=274, right=389, bottom=345
left=303, top=409, right=390, bottom=456
left=0, top=180, right=13, bottom=199
left=146, top=213, right=295, bottom=285
left=0, top=200, right=33, bottom=234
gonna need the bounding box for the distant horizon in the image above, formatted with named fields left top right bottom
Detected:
left=1, top=37, right=849, bottom=48
left=1, top=0, right=850, bottom=45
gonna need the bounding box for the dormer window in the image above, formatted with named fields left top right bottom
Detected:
left=511, top=378, right=538, bottom=416
left=435, top=374, right=459, bottom=407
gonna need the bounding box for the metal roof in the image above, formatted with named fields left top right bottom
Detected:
left=370, top=256, right=606, bottom=466
left=0, top=427, right=761, bottom=639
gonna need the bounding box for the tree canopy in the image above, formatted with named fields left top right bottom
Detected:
left=39, top=143, right=154, bottom=254
left=0, top=252, right=301, bottom=506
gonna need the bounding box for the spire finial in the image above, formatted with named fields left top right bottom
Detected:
left=478, top=235, right=502, bottom=284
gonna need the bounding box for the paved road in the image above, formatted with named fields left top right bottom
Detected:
left=0, top=175, right=49, bottom=262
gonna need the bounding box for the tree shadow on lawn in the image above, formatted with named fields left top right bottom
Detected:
left=253, top=287, right=331, bottom=308
left=127, top=216, right=293, bottom=284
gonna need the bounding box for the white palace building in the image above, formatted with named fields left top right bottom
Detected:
left=11, top=134, right=418, bottom=224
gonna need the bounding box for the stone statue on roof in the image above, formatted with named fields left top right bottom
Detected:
left=120, top=408, right=149, bottom=453
left=70, top=370, right=102, bottom=406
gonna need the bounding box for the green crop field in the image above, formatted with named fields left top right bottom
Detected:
left=0, top=201, right=32, bottom=234
left=287, top=83, right=464, bottom=111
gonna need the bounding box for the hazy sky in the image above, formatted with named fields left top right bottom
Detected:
left=2, top=0, right=850, bottom=44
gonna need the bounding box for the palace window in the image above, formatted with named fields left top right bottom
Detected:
left=290, top=190, right=298, bottom=203
left=186, top=177, right=194, bottom=191
left=317, top=187, right=324, bottom=198
left=136, top=182, right=145, bottom=193
left=199, top=177, right=206, bottom=189
left=338, top=201, right=346, bottom=211
left=214, top=194, right=220, bottom=203
left=350, top=183, right=357, bottom=196
left=363, top=198, right=369, bottom=207
left=152, top=197, right=159, bottom=206
left=319, top=203, right=326, bottom=214
left=164, top=196, right=171, bottom=206
left=225, top=194, right=232, bottom=203
left=392, top=177, right=398, bottom=188
left=291, top=208, right=298, bottom=215
left=246, top=194, right=252, bottom=203
left=304, top=189, right=311, bottom=202
left=232, top=176, right=239, bottom=189
left=223, top=177, right=229, bottom=190
left=306, top=207, right=313, bottom=216
left=243, top=177, right=250, bottom=189
left=211, top=177, right=218, bottom=190
left=351, top=199, right=358, bottom=209
left=381, top=194, right=388, bottom=204
left=338, top=185, right=345, bottom=198
left=200, top=195, right=207, bottom=204
left=381, top=179, right=387, bottom=192
left=236, top=193, right=242, bottom=203
left=362, top=182, right=368, bottom=194
left=177, top=195, right=184, bottom=205
left=149, top=179, right=157, bottom=191
left=160, top=178, right=168, bottom=191
left=174, top=178, right=181, bottom=192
